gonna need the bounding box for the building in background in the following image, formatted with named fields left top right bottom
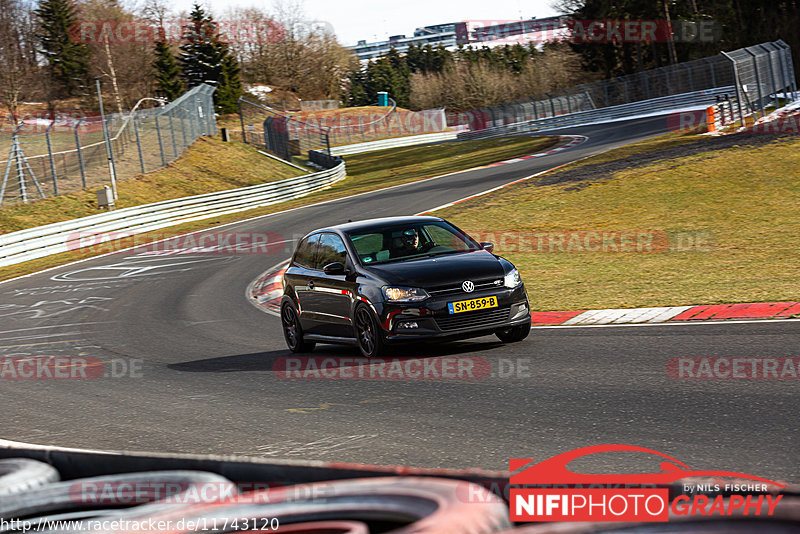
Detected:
left=349, top=16, right=567, bottom=60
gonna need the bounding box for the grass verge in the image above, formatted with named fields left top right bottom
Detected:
left=0, top=137, right=306, bottom=234
left=0, top=135, right=557, bottom=281
left=437, top=134, right=800, bottom=311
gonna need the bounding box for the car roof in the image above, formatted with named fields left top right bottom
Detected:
left=312, top=216, right=446, bottom=234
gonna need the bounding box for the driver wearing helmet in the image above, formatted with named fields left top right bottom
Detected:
left=393, top=228, right=424, bottom=258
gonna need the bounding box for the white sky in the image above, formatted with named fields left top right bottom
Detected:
left=170, top=0, right=562, bottom=46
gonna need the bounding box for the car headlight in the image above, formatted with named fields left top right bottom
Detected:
left=382, top=286, right=430, bottom=302
left=504, top=268, right=522, bottom=288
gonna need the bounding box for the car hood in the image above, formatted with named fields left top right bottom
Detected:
left=362, top=250, right=506, bottom=288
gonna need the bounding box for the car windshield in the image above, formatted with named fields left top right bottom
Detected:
left=346, top=221, right=481, bottom=265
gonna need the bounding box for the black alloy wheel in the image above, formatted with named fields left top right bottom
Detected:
left=355, top=304, right=385, bottom=358
left=281, top=303, right=316, bottom=353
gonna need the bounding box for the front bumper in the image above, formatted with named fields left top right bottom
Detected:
left=379, top=284, right=530, bottom=343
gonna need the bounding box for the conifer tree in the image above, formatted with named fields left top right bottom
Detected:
left=178, top=3, right=242, bottom=112
left=36, top=0, right=90, bottom=97
left=215, top=54, right=243, bottom=114
left=153, top=28, right=183, bottom=100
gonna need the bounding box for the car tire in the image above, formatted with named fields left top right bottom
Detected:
left=496, top=321, right=531, bottom=343
left=281, top=303, right=316, bottom=353
left=354, top=304, right=386, bottom=358
left=0, top=459, right=60, bottom=496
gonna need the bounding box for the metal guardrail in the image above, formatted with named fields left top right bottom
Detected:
left=458, top=87, right=736, bottom=140
left=329, top=131, right=459, bottom=156
left=0, top=162, right=345, bottom=268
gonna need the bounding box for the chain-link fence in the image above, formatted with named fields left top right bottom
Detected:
left=239, top=97, right=448, bottom=161
left=448, top=40, right=796, bottom=131
left=0, top=84, right=216, bottom=205
left=239, top=98, right=332, bottom=160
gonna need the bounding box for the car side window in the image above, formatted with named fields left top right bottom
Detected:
left=424, top=223, right=471, bottom=251
left=294, top=234, right=319, bottom=269
left=316, top=233, right=348, bottom=269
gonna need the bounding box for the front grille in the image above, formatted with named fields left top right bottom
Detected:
left=434, top=306, right=511, bottom=332
left=428, top=278, right=503, bottom=296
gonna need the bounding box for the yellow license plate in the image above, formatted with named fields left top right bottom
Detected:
left=448, top=295, right=498, bottom=314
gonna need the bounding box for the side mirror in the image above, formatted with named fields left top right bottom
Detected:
left=480, top=242, right=494, bottom=253
left=323, top=262, right=346, bottom=275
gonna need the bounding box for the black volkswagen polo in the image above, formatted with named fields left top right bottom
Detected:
left=280, top=216, right=531, bottom=357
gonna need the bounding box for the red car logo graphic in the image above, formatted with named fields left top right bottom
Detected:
left=510, top=444, right=785, bottom=487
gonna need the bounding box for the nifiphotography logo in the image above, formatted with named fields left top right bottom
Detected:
left=509, top=444, right=785, bottom=522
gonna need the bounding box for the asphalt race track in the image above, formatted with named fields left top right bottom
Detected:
left=0, top=114, right=797, bottom=483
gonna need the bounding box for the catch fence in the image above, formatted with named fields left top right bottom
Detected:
left=448, top=40, right=796, bottom=131
left=238, top=98, right=448, bottom=161
left=0, top=84, right=216, bottom=205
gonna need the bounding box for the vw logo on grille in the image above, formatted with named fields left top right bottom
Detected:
left=462, top=280, right=475, bottom=293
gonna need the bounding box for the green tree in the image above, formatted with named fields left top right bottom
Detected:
left=215, top=54, right=243, bottom=114
left=36, top=0, right=90, bottom=97
left=178, top=4, right=223, bottom=87
left=153, top=28, right=183, bottom=100
left=407, top=44, right=452, bottom=74
left=345, top=68, right=370, bottom=106
left=178, top=3, right=242, bottom=113
left=365, top=52, right=410, bottom=108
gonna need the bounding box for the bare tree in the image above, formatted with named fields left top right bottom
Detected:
left=226, top=1, right=356, bottom=101
left=81, top=0, right=156, bottom=111
left=0, top=0, right=42, bottom=123
left=410, top=45, right=588, bottom=111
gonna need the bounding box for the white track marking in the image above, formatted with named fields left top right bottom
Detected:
left=563, top=306, right=690, bottom=325
left=0, top=331, right=87, bottom=342
left=0, top=438, right=122, bottom=455
left=0, top=322, right=113, bottom=336
left=417, top=163, right=570, bottom=214
left=644, top=306, right=694, bottom=323
left=533, top=317, right=800, bottom=329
